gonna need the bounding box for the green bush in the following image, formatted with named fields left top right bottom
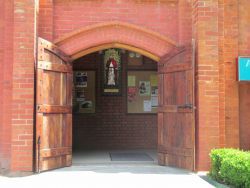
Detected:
left=210, top=148, right=250, bottom=188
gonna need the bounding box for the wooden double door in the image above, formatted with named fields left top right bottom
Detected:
left=35, top=38, right=195, bottom=172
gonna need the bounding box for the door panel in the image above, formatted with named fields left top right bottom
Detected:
left=36, top=37, right=72, bottom=172
left=158, top=45, right=195, bottom=170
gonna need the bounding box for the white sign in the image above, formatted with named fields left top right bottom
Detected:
left=143, top=100, right=152, bottom=112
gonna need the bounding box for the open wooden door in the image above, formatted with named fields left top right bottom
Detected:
left=158, top=45, right=195, bottom=170
left=36, top=38, right=72, bottom=172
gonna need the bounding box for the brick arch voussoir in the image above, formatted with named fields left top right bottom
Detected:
left=54, top=21, right=179, bottom=61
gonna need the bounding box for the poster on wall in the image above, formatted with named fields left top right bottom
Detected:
left=102, top=48, right=122, bottom=95
left=151, top=86, right=158, bottom=107
left=151, top=96, right=158, bottom=108
left=127, top=71, right=157, bottom=114
left=150, top=75, right=158, bottom=87
left=79, top=101, right=93, bottom=110
left=128, top=75, right=136, bottom=87
left=73, top=71, right=95, bottom=113
left=139, top=81, right=151, bottom=96
left=76, top=89, right=85, bottom=102
left=128, top=87, right=137, bottom=102
left=151, top=86, right=158, bottom=96
left=75, top=72, right=88, bottom=87
left=143, top=100, right=152, bottom=112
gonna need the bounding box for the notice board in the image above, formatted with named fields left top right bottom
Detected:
left=73, top=70, right=96, bottom=113
left=127, top=71, right=158, bottom=113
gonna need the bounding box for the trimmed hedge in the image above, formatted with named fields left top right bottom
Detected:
left=210, top=148, right=250, bottom=188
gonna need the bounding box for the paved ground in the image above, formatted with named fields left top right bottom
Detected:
left=73, top=149, right=157, bottom=164
left=0, top=164, right=215, bottom=188
left=0, top=150, right=216, bottom=188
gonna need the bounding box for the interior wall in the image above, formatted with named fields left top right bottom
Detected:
left=239, top=0, right=250, bottom=150
left=72, top=52, right=157, bottom=150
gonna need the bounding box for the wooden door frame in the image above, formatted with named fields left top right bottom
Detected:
left=33, top=40, right=196, bottom=172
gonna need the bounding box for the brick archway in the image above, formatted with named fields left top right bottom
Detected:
left=54, top=21, right=178, bottom=61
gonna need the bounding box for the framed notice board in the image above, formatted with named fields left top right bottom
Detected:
left=127, top=71, right=158, bottom=114
left=73, top=70, right=96, bottom=113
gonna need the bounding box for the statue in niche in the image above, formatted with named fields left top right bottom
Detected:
left=106, top=57, right=118, bottom=86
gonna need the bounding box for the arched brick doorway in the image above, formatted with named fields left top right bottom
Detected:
left=54, top=21, right=178, bottom=61
left=35, top=22, right=195, bottom=172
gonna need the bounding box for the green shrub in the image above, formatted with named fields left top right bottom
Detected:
left=209, top=148, right=250, bottom=188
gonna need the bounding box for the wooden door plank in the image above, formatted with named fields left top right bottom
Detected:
left=38, top=37, right=72, bottom=63
left=158, top=45, right=195, bottom=171
left=37, top=105, right=72, bottom=113
left=38, top=61, right=72, bottom=73
left=158, top=63, right=192, bottom=74
left=40, top=147, right=72, bottom=157
left=36, top=113, right=43, bottom=172
left=36, top=37, right=72, bottom=172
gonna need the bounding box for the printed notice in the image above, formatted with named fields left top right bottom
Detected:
left=151, top=96, right=158, bottom=108
left=139, top=81, right=151, bottom=96
left=144, top=100, right=152, bottom=112
left=150, top=75, right=158, bottom=87
left=128, top=75, right=136, bottom=87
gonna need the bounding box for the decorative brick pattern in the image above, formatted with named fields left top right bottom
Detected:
left=55, top=21, right=177, bottom=59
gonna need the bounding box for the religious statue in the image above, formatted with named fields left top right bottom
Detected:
left=106, top=57, right=118, bottom=86
left=103, top=48, right=121, bottom=95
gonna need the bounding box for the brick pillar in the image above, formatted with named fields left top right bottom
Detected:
left=192, top=0, right=220, bottom=171
left=11, top=0, right=37, bottom=172
left=221, top=1, right=239, bottom=148
left=238, top=0, right=250, bottom=150
left=0, top=0, right=14, bottom=172
left=38, top=0, right=54, bottom=41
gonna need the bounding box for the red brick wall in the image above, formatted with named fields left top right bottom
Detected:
left=178, top=0, right=192, bottom=44
left=0, top=0, right=14, bottom=172
left=217, top=0, right=240, bottom=149
left=10, top=0, right=37, bottom=172
left=239, top=0, right=250, bottom=150
left=193, top=0, right=221, bottom=170
left=1, top=0, right=247, bottom=172
left=73, top=52, right=157, bottom=150
left=192, top=0, right=246, bottom=171
left=48, top=0, right=179, bottom=42
left=0, top=0, right=36, bottom=172
left=222, top=0, right=239, bottom=148
left=38, top=0, right=53, bottom=41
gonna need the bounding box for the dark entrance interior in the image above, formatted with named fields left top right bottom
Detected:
left=72, top=49, right=158, bottom=164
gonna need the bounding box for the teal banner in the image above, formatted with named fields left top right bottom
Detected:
left=238, top=57, right=250, bottom=81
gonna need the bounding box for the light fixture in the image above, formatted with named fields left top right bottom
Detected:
left=129, top=52, right=135, bottom=58
left=135, top=53, right=141, bottom=58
